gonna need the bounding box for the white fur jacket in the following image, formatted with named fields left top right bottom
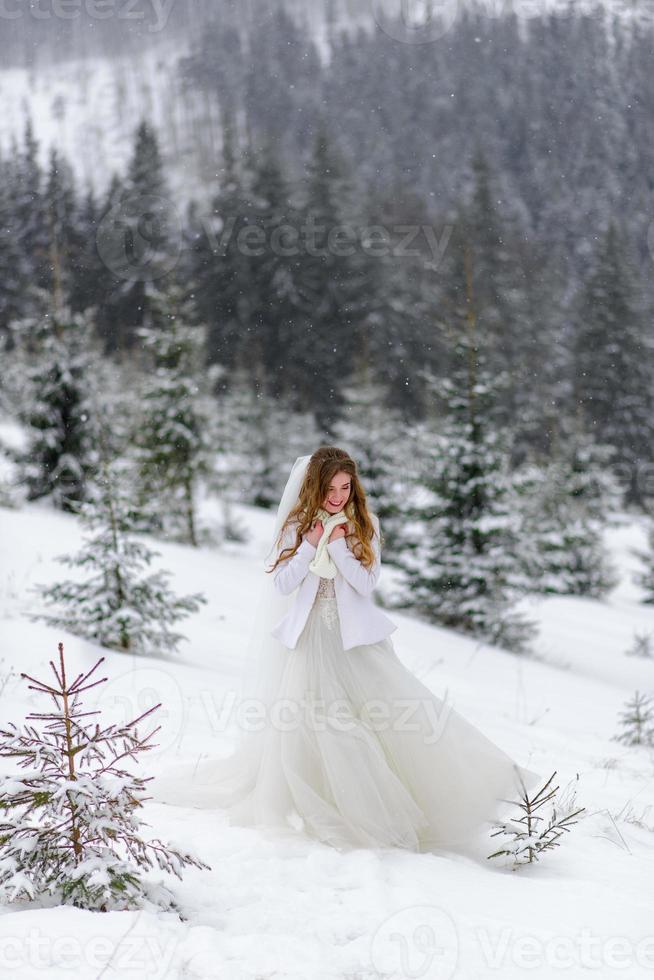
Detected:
left=270, top=512, right=398, bottom=651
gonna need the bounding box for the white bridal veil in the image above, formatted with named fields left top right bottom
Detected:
left=151, top=453, right=314, bottom=808
left=238, top=452, right=313, bottom=706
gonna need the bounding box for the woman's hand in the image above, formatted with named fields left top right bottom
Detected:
left=328, top=524, right=347, bottom=543
left=305, top=520, right=324, bottom=547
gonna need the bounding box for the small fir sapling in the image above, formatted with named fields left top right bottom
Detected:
left=612, top=691, right=654, bottom=747
left=487, top=770, right=586, bottom=868
left=131, top=281, right=219, bottom=546
left=625, top=631, right=653, bottom=659
left=0, top=642, right=210, bottom=913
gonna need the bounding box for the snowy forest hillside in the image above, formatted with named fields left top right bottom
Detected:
left=1, top=0, right=653, bottom=470
left=1, top=0, right=654, bottom=972
left=1, top=472, right=654, bottom=978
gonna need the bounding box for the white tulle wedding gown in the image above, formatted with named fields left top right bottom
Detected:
left=153, top=574, right=542, bottom=857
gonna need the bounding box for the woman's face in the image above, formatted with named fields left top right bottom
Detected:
left=322, top=470, right=351, bottom=514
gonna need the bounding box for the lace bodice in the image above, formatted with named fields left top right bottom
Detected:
left=317, top=576, right=336, bottom=598
left=315, top=575, right=339, bottom=631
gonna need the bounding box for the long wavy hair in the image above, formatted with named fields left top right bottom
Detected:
left=266, top=446, right=379, bottom=575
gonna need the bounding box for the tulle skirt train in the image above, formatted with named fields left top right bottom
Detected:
left=153, top=594, right=542, bottom=856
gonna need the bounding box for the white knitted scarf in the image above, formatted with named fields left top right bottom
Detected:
left=308, top=507, right=349, bottom=578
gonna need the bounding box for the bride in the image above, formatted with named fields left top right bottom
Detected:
left=154, top=445, right=542, bottom=856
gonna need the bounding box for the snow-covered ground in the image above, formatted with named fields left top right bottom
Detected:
left=0, top=495, right=653, bottom=979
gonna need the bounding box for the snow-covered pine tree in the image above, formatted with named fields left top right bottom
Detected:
left=457, top=149, right=538, bottom=445
left=8, top=289, right=103, bottom=512
left=12, top=118, right=51, bottom=299
left=289, top=123, right=362, bottom=431
left=0, top=155, right=25, bottom=333
left=332, top=367, right=409, bottom=563
left=0, top=424, right=22, bottom=509
left=0, top=642, right=210, bottom=912
left=241, top=136, right=297, bottom=400
left=633, top=518, right=654, bottom=605
left=100, top=120, right=175, bottom=352
left=69, top=183, right=111, bottom=323
left=511, top=428, right=620, bottom=597
left=395, top=397, right=536, bottom=652
left=562, top=425, right=624, bottom=523
left=132, top=280, right=219, bottom=546
left=355, top=182, right=440, bottom=420
left=385, top=408, right=451, bottom=566
left=185, top=107, right=253, bottom=374
left=613, top=691, right=654, bottom=747
left=0, top=347, right=25, bottom=507
left=205, top=366, right=252, bottom=542
left=216, top=365, right=324, bottom=510
left=394, top=248, right=537, bottom=654
left=44, top=146, right=84, bottom=304
left=572, top=220, right=654, bottom=506
left=32, top=452, right=206, bottom=655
